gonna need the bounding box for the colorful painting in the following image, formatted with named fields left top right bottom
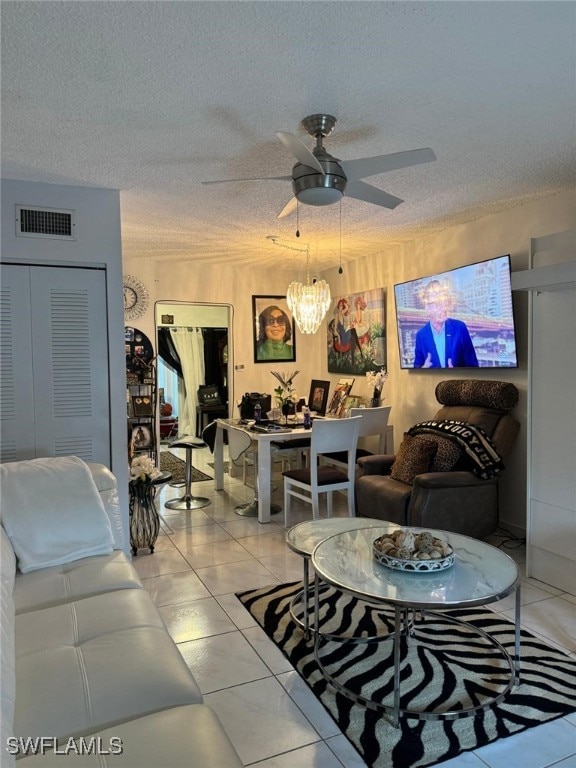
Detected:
left=327, top=288, right=386, bottom=375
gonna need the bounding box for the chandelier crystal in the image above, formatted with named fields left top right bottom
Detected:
left=267, top=237, right=331, bottom=335
left=286, top=277, right=331, bottom=335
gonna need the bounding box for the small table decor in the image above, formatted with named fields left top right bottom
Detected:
left=373, top=528, right=454, bottom=572
left=365, top=367, right=388, bottom=407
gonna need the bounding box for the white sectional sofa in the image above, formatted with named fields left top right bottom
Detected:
left=0, top=456, right=242, bottom=767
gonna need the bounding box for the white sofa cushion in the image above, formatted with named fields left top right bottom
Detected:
left=14, top=589, right=202, bottom=741
left=0, top=456, right=113, bottom=573
left=13, top=552, right=142, bottom=614
left=15, top=705, right=243, bottom=767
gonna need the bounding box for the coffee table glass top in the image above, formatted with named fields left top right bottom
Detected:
left=312, top=524, right=519, bottom=610
left=286, top=517, right=385, bottom=558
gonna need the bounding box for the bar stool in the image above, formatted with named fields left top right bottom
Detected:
left=164, top=437, right=211, bottom=511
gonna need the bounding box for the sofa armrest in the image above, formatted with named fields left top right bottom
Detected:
left=408, top=471, right=499, bottom=538
left=357, top=454, right=396, bottom=476
left=413, top=471, right=498, bottom=489
left=87, top=463, right=125, bottom=551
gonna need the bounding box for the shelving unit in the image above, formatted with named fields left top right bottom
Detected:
left=127, top=381, right=156, bottom=464
left=125, top=326, right=156, bottom=465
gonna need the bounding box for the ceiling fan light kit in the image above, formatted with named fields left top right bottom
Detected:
left=203, top=113, right=436, bottom=219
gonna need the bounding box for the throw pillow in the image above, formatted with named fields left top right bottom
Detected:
left=0, top=456, right=113, bottom=573
left=411, top=434, right=462, bottom=472
left=390, top=434, right=438, bottom=485
left=435, top=379, right=518, bottom=411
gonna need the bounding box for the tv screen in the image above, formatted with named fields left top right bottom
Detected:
left=394, top=255, right=518, bottom=369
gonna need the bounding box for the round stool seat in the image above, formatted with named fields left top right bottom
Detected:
left=170, top=437, right=207, bottom=450
left=164, top=437, right=210, bottom=511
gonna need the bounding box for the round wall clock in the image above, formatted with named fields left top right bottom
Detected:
left=123, top=275, right=149, bottom=321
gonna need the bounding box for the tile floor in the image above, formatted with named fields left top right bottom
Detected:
left=132, top=446, right=576, bottom=768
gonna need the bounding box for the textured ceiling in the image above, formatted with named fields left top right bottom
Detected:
left=1, top=1, right=575, bottom=271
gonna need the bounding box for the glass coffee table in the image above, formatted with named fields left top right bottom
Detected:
left=286, top=517, right=386, bottom=637
left=311, top=523, right=521, bottom=727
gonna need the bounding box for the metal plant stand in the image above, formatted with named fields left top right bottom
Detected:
left=129, top=471, right=171, bottom=555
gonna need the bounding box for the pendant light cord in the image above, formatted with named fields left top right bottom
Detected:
left=267, top=237, right=311, bottom=285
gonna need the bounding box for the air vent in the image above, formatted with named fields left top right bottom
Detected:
left=16, top=205, right=75, bottom=240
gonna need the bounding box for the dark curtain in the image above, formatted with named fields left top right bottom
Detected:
left=157, top=328, right=183, bottom=378
left=203, top=329, right=227, bottom=400
left=158, top=327, right=228, bottom=401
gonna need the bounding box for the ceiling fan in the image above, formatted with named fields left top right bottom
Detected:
left=202, top=113, right=436, bottom=219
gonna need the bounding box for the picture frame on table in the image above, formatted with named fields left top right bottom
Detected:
left=129, top=424, right=152, bottom=451
left=327, top=378, right=355, bottom=417
left=342, top=395, right=364, bottom=417
left=252, top=295, right=296, bottom=363
left=131, top=395, right=153, bottom=417
left=308, top=379, right=330, bottom=416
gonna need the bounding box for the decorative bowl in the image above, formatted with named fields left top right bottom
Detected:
left=373, top=530, right=455, bottom=573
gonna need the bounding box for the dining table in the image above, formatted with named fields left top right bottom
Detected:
left=214, top=417, right=314, bottom=523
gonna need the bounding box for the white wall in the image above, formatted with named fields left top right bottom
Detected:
left=125, top=188, right=576, bottom=535
left=1, top=179, right=129, bottom=531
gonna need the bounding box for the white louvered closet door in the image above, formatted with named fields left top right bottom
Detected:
left=0, top=264, right=110, bottom=465
left=0, top=264, right=36, bottom=461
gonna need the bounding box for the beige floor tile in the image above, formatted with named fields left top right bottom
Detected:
left=180, top=539, right=254, bottom=568
left=195, top=558, right=280, bottom=596
left=205, top=677, right=321, bottom=764
left=159, top=596, right=236, bottom=642
left=502, top=594, right=576, bottom=653
left=178, top=631, right=271, bottom=693
left=236, top=530, right=292, bottom=557
left=169, top=524, right=234, bottom=548
left=141, top=569, right=211, bottom=606
left=130, top=549, right=192, bottom=578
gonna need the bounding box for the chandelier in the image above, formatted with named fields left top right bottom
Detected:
left=267, top=237, right=331, bottom=334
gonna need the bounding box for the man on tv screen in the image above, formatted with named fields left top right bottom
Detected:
left=414, top=280, right=479, bottom=368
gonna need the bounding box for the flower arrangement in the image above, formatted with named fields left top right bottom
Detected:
left=366, top=367, right=388, bottom=401
left=270, top=370, right=300, bottom=408
left=129, top=455, right=161, bottom=484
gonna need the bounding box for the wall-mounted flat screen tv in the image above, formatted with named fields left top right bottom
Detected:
left=394, top=255, right=518, bottom=369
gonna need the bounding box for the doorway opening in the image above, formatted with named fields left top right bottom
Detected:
left=155, top=301, right=233, bottom=448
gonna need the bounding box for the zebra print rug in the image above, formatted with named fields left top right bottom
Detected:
left=236, top=581, right=576, bottom=768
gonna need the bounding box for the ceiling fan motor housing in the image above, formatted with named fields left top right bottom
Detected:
left=292, top=154, right=347, bottom=206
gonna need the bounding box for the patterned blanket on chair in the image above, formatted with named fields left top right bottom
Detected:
left=408, top=419, right=505, bottom=479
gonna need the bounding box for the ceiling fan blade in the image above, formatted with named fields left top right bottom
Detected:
left=341, top=148, right=436, bottom=182
left=277, top=197, right=298, bottom=219
left=201, top=175, right=292, bottom=185
left=345, top=180, right=404, bottom=209
left=276, top=132, right=325, bottom=175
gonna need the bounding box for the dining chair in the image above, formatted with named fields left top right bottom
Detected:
left=242, top=445, right=294, bottom=485
left=320, top=405, right=392, bottom=470
left=228, top=425, right=282, bottom=517
left=282, top=416, right=362, bottom=526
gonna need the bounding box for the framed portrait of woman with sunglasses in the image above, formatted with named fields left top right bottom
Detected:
left=252, top=295, right=296, bottom=363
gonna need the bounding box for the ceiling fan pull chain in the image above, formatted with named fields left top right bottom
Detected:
left=338, top=200, right=343, bottom=274
left=296, top=200, right=300, bottom=237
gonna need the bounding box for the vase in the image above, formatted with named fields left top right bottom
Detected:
left=281, top=401, right=292, bottom=425
left=370, top=396, right=382, bottom=408
left=129, top=479, right=160, bottom=555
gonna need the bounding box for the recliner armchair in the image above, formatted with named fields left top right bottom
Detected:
left=355, top=380, right=520, bottom=539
